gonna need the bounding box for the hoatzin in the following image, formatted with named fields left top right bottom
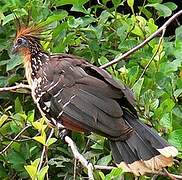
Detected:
left=12, top=24, right=178, bottom=176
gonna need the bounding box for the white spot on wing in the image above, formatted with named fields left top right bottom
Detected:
left=57, top=111, right=63, bottom=118
left=57, top=95, right=76, bottom=118
left=53, top=88, right=63, bottom=98
left=58, top=98, right=62, bottom=103
left=44, top=101, right=51, bottom=108
left=47, top=80, right=60, bottom=92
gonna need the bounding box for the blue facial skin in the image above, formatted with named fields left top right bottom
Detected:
left=12, top=37, right=29, bottom=54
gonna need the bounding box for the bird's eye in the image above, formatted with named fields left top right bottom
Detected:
left=17, top=38, right=23, bottom=45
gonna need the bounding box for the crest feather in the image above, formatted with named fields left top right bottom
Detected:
left=15, top=25, right=44, bottom=41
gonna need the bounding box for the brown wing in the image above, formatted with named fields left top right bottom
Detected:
left=37, top=54, right=134, bottom=140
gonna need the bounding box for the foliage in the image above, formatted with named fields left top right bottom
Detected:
left=0, top=0, right=181, bottom=179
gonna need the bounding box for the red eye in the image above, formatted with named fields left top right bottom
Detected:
left=17, top=38, right=23, bottom=45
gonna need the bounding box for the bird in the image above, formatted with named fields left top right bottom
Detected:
left=12, top=23, right=178, bottom=176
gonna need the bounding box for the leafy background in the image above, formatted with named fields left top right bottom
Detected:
left=0, top=0, right=182, bottom=179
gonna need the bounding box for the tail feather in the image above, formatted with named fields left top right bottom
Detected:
left=110, top=111, right=178, bottom=176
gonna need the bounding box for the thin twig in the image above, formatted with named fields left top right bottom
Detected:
left=45, top=146, right=49, bottom=180
left=0, top=131, right=32, bottom=142
left=0, top=83, right=30, bottom=92
left=38, top=146, right=46, bottom=172
left=37, top=128, right=54, bottom=172
left=64, top=136, right=94, bottom=180
left=162, top=168, right=181, bottom=180
left=100, top=9, right=182, bottom=69
left=73, top=159, right=77, bottom=180
left=0, top=124, right=31, bottom=154
left=139, top=28, right=166, bottom=79
left=95, top=165, right=115, bottom=170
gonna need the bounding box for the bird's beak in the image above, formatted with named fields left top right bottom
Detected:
left=11, top=45, right=18, bottom=54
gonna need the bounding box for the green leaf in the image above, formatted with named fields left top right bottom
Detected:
left=0, top=76, right=8, bottom=87
left=15, top=97, right=23, bottom=113
left=132, top=25, right=144, bottom=38
left=163, top=2, right=177, bottom=11
left=160, top=58, right=182, bottom=75
left=10, top=121, right=21, bottom=133
left=24, top=158, right=40, bottom=180
left=146, top=18, right=158, bottom=34
left=55, top=0, right=89, bottom=14
left=148, top=0, right=162, bottom=3
left=0, top=163, right=7, bottom=178
left=132, top=78, right=144, bottom=99
left=97, top=154, right=112, bottom=166
left=105, top=168, right=123, bottom=180
left=168, top=130, right=182, bottom=151
left=98, top=171, right=105, bottom=180
left=47, top=138, right=57, bottom=147
left=2, top=9, right=27, bottom=26
left=112, top=0, right=121, bottom=7
left=98, top=11, right=111, bottom=25
left=6, top=54, right=23, bottom=71
left=27, top=110, right=35, bottom=122
left=91, top=140, right=104, bottom=150
left=37, top=166, right=49, bottom=180
left=48, top=157, right=71, bottom=168
left=174, top=89, right=182, bottom=100
left=0, top=114, right=8, bottom=127
left=7, top=150, right=26, bottom=172
left=7, top=74, right=22, bottom=85
left=150, top=99, right=159, bottom=110
left=0, top=60, right=10, bottom=66
left=154, top=98, right=175, bottom=119
left=39, top=11, right=68, bottom=27
left=175, top=26, right=182, bottom=56
left=32, top=121, right=47, bottom=131
left=128, top=66, right=139, bottom=85
left=147, top=3, right=172, bottom=17
left=25, top=164, right=37, bottom=179
left=160, top=113, right=172, bottom=131
left=127, top=0, right=134, bottom=10
left=98, top=56, right=109, bottom=66
left=33, top=132, right=46, bottom=145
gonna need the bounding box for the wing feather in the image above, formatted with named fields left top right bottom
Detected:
left=37, top=54, right=133, bottom=140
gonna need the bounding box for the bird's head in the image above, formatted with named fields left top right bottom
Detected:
left=12, top=24, right=43, bottom=57
left=12, top=34, right=29, bottom=54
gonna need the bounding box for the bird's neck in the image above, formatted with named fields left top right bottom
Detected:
left=31, top=51, right=48, bottom=76
left=23, top=49, right=49, bottom=86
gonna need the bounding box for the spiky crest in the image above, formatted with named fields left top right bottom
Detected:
left=15, top=24, right=43, bottom=42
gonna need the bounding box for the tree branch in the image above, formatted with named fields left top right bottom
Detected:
left=138, top=28, right=166, bottom=79
left=0, top=83, right=30, bottom=92
left=100, top=9, right=182, bottom=69
left=1, top=9, right=181, bottom=180
left=64, top=135, right=94, bottom=180
left=37, top=128, right=54, bottom=172
left=0, top=124, right=31, bottom=154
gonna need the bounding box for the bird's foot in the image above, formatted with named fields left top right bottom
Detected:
left=59, top=128, right=71, bottom=141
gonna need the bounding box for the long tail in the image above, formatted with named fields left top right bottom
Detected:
left=110, top=111, right=178, bottom=176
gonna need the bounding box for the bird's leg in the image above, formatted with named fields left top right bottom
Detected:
left=58, top=128, right=94, bottom=179
left=59, top=128, right=71, bottom=141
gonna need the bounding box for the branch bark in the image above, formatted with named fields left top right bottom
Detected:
left=1, top=9, right=182, bottom=180
left=100, top=9, right=182, bottom=69
left=64, top=136, right=94, bottom=180
left=0, top=83, right=30, bottom=92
